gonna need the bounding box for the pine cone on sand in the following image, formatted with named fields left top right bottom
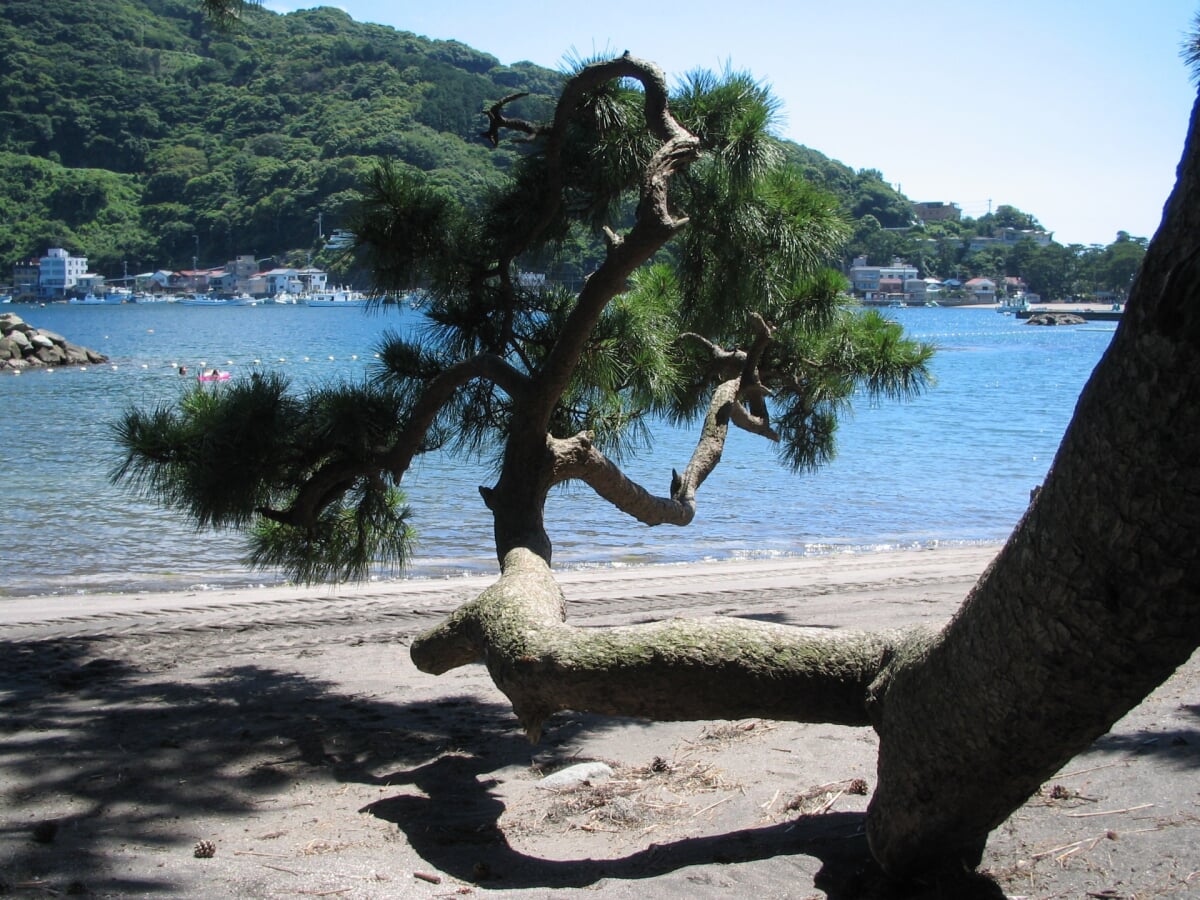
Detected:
left=193, top=839, right=217, bottom=859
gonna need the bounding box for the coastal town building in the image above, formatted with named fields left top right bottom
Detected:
left=964, top=277, right=997, bottom=303
left=1003, top=276, right=1028, bottom=296
left=207, top=268, right=235, bottom=293
left=260, top=266, right=328, bottom=297
left=12, top=259, right=40, bottom=300
left=133, top=270, right=176, bottom=293
left=913, top=201, right=961, bottom=224
left=847, top=256, right=919, bottom=300
left=207, top=255, right=259, bottom=294
left=174, top=269, right=213, bottom=293
left=143, top=257, right=329, bottom=298
left=904, top=278, right=943, bottom=304
left=37, top=248, right=88, bottom=298
left=74, top=273, right=109, bottom=293
left=968, top=227, right=1054, bottom=251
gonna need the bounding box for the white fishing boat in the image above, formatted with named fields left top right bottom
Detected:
left=69, top=292, right=124, bottom=305
left=177, top=294, right=234, bottom=307
left=305, top=288, right=368, bottom=307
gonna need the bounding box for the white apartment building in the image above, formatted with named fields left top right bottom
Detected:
left=38, top=248, right=88, bottom=298
left=848, top=256, right=919, bottom=298
left=260, top=267, right=328, bottom=296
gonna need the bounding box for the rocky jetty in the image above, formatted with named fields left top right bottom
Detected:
left=0, top=312, right=109, bottom=371
left=1025, top=312, right=1087, bottom=326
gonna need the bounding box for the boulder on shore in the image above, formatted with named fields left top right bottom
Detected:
left=0, top=312, right=109, bottom=371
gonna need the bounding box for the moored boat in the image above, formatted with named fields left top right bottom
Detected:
left=306, top=288, right=368, bottom=307
left=69, top=290, right=127, bottom=305
left=177, top=295, right=234, bottom=307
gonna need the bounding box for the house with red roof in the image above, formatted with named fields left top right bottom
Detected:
left=964, top=277, right=997, bottom=303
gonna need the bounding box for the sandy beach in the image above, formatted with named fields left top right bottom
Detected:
left=3, top=545, right=1198, bottom=899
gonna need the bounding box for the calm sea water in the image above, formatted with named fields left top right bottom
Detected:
left=0, top=303, right=1116, bottom=597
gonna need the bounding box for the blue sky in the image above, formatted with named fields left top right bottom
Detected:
left=264, top=0, right=1198, bottom=247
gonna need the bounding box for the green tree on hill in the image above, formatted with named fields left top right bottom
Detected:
left=0, top=0, right=562, bottom=273
left=978, top=203, right=1041, bottom=232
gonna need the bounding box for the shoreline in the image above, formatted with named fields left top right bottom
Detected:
left=0, top=541, right=1003, bottom=616
left=4, top=541, right=1199, bottom=898
left=5, top=306, right=1112, bottom=609
left=2, top=540, right=1012, bottom=609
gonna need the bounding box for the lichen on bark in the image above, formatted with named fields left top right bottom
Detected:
left=411, top=547, right=925, bottom=741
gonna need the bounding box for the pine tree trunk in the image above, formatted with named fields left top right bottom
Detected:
left=414, top=89, right=1200, bottom=881
left=865, top=90, right=1200, bottom=876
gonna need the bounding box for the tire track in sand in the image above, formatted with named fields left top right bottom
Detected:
left=1, top=548, right=997, bottom=667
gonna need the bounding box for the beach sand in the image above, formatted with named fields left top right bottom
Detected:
left=2, top=545, right=1197, bottom=898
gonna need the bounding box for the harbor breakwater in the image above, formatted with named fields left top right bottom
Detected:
left=0, top=312, right=109, bottom=371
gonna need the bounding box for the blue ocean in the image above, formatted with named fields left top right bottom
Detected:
left=0, top=303, right=1116, bottom=597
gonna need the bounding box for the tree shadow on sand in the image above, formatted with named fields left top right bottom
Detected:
left=361, top=750, right=1007, bottom=900
left=0, top=635, right=547, bottom=894
left=0, top=635, right=1004, bottom=898
left=1086, top=703, right=1200, bottom=770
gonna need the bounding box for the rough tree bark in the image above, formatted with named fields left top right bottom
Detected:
left=479, top=55, right=700, bottom=566
left=863, top=88, right=1200, bottom=874
left=413, top=91, right=1200, bottom=877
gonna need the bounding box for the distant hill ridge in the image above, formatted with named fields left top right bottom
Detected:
left=0, top=0, right=906, bottom=279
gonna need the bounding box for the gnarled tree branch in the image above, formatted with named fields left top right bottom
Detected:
left=264, top=353, right=530, bottom=529
left=479, top=91, right=547, bottom=146
left=410, top=547, right=920, bottom=742
left=547, top=366, right=778, bottom=528
left=535, top=56, right=701, bottom=413
left=548, top=432, right=697, bottom=526
left=679, top=315, right=778, bottom=438
left=739, top=312, right=775, bottom=428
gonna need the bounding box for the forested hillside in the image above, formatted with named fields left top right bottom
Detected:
left=1, top=0, right=1139, bottom=298
left=0, top=0, right=566, bottom=275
